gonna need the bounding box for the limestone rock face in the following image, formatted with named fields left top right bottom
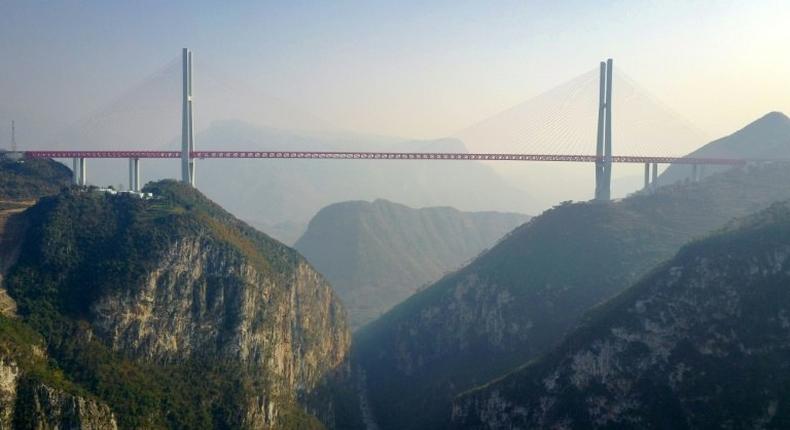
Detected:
left=91, top=236, right=349, bottom=396
left=0, top=359, right=117, bottom=430
left=0, top=359, right=19, bottom=428
left=451, top=202, right=790, bottom=429
left=15, top=380, right=118, bottom=430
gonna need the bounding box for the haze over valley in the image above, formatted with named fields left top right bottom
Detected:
left=3, top=1, right=790, bottom=429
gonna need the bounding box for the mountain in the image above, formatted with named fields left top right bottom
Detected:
left=354, top=161, right=790, bottom=430
left=294, top=199, right=529, bottom=329
left=452, top=200, right=790, bottom=429
left=659, top=112, right=790, bottom=185
left=1, top=178, right=354, bottom=429
left=69, top=120, right=532, bottom=243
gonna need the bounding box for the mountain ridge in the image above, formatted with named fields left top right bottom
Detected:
left=295, top=199, right=528, bottom=329
left=452, top=200, right=790, bottom=428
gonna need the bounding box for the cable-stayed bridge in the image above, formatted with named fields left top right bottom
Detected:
left=18, top=49, right=765, bottom=201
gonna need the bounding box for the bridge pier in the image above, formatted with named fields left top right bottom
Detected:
left=72, top=158, right=80, bottom=185
left=651, top=162, right=658, bottom=189
left=643, top=162, right=650, bottom=190
left=691, top=163, right=699, bottom=182
left=79, top=157, right=87, bottom=186
left=129, top=158, right=140, bottom=191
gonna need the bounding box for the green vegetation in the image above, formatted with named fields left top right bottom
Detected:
left=4, top=181, right=329, bottom=429
left=453, top=200, right=790, bottom=428
left=0, top=157, right=71, bottom=201
left=355, top=162, right=790, bottom=430
left=295, top=199, right=528, bottom=329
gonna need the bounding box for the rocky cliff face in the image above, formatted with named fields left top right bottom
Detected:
left=91, top=239, right=347, bottom=392
left=0, top=316, right=118, bottom=430
left=452, top=201, right=790, bottom=429
left=4, top=180, right=353, bottom=429
left=13, top=374, right=118, bottom=430
left=355, top=162, right=790, bottom=430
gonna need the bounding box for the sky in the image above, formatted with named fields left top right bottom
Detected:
left=2, top=0, right=790, bottom=145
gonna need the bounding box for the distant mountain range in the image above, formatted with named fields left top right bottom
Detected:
left=659, top=111, right=790, bottom=185
left=294, top=199, right=528, bottom=329
left=452, top=200, right=790, bottom=428
left=354, top=113, right=790, bottom=430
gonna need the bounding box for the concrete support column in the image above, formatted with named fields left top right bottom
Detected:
left=692, top=164, right=699, bottom=182
left=128, top=158, right=141, bottom=191
left=134, top=158, right=140, bottom=191
left=644, top=163, right=650, bottom=190
left=79, top=158, right=87, bottom=186
left=651, top=163, right=658, bottom=189
left=72, top=158, right=80, bottom=185
left=128, top=159, right=134, bottom=191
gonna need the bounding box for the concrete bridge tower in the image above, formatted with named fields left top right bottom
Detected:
left=181, top=48, right=196, bottom=186
left=595, top=59, right=613, bottom=201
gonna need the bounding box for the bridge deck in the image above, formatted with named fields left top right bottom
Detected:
left=22, top=151, right=755, bottom=165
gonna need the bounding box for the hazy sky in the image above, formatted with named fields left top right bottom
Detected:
left=2, top=0, right=790, bottom=143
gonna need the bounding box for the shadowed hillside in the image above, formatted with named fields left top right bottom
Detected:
left=453, top=201, right=790, bottom=429
left=659, top=112, right=790, bottom=185
left=355, top=158, right=790, bottom=430
left=294, top=199, right=528, bottom=329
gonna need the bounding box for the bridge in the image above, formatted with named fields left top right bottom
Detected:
left=19, top=50, right=758, bottom=199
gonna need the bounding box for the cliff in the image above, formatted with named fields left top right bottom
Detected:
left=4, top=180, right=353, bottom=429
left=452, top=201, right=790, bottom=428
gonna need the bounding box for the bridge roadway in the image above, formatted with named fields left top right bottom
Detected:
left=23, top=150, right=752, bottom=165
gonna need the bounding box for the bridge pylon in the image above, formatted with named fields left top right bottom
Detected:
left=181, top=48, right=195, bottom=186
left=594, top=59, right=613, bottom=201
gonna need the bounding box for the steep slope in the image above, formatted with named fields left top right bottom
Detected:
left=4, top=180, right=352, bottom=429
left=355, top=162, right=790, bottom=430
left=453, top=201, right=790, bottom=429
left=294, top=199, right=528, bottom=329
left=659, top=111, right=790, bottom=185
left=0, top=156, right=73, bottom=318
